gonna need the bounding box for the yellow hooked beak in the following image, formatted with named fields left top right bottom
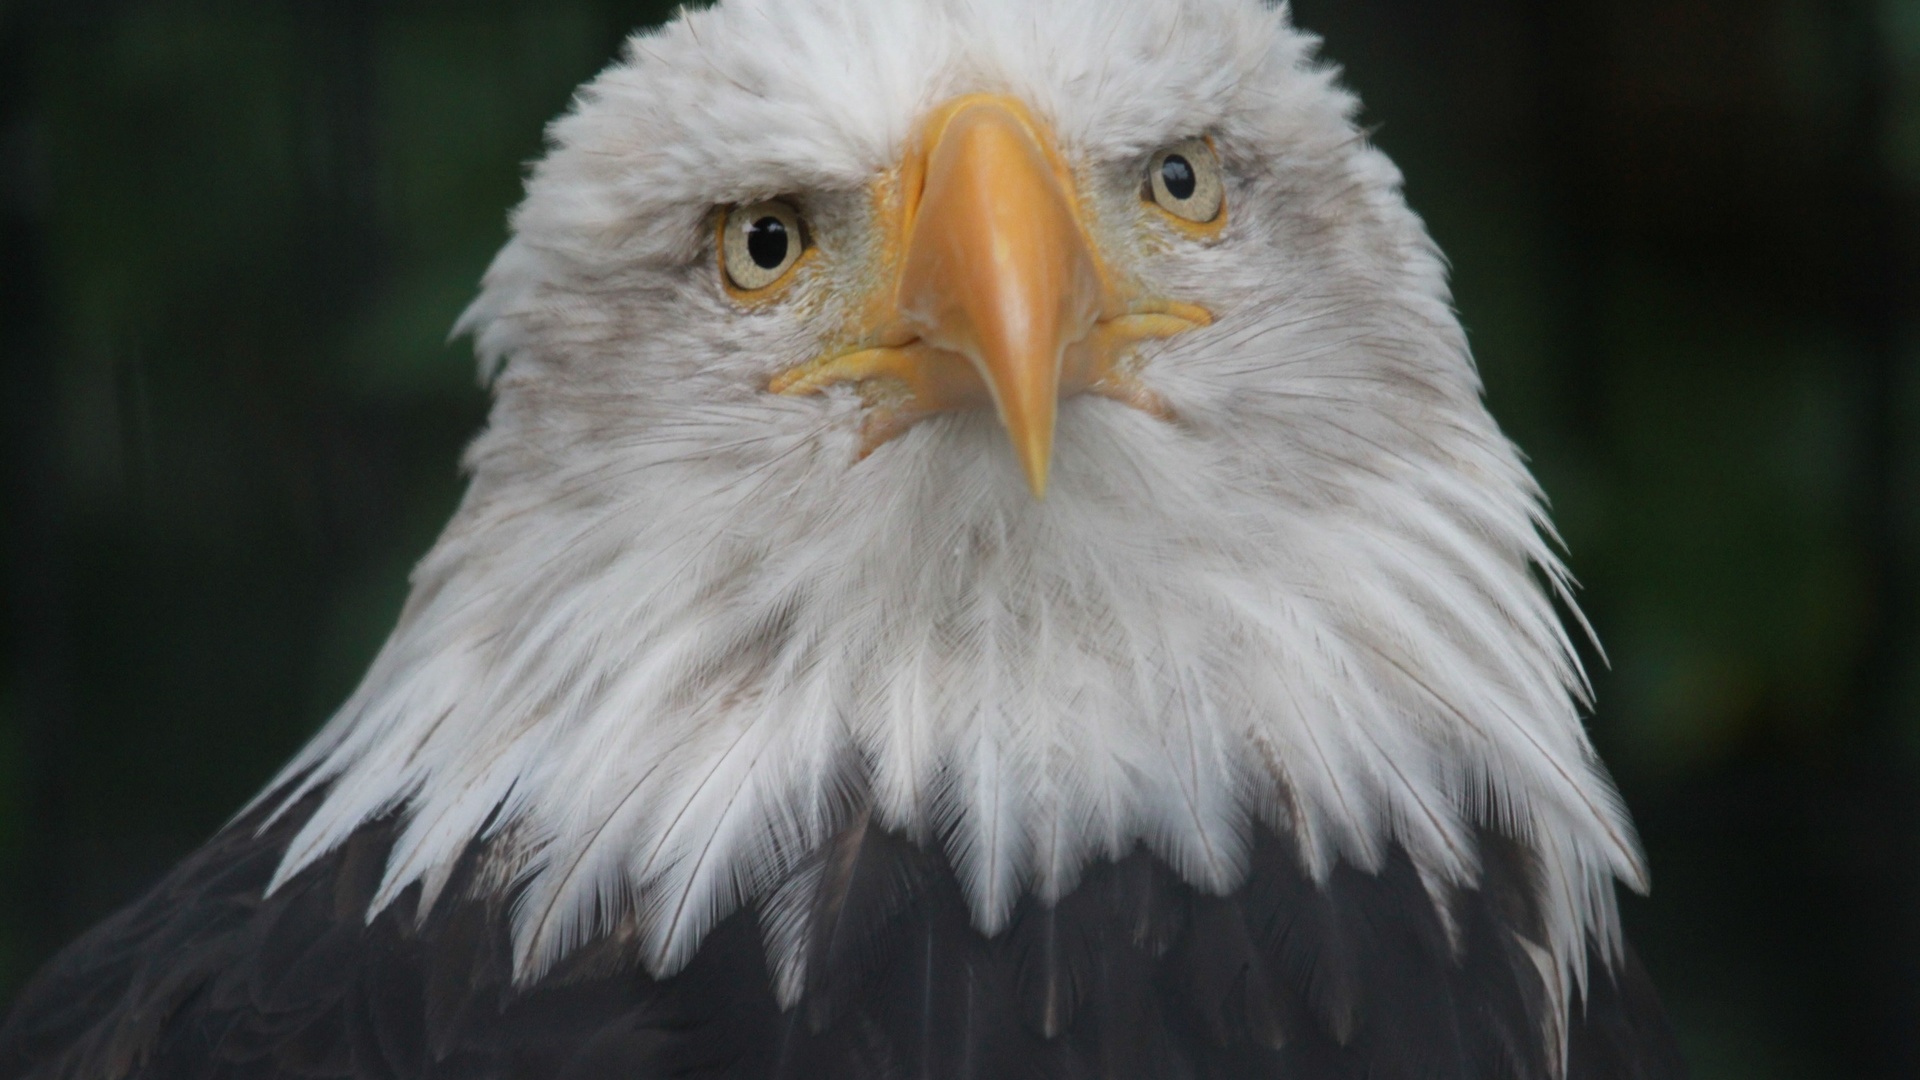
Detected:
left=895, top=98, right=1099, bottom=497
left=770, top=95, right=1210, bottom=498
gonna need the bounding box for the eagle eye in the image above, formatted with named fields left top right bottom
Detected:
left=1145, top=138, right=1225, bottom=229
left=721, top=199, right=808, bottom=295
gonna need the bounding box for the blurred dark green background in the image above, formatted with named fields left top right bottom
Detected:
left=2, top=1, right=1916, bottom=1076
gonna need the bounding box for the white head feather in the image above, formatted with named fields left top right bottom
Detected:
left=257, top=0, right=1645, bottom=1015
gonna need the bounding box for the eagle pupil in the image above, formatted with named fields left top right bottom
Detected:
left=747, top=217, right=790, bottom=269
left=1161, top=155, right=1197, bottom=200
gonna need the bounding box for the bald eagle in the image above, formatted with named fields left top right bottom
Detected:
left=1, top=1, right=1686, bottom=1078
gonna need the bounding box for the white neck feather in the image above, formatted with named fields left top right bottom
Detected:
left=258, top=394, right=1641, bottom=987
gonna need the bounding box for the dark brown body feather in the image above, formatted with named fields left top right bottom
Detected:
left=0, top=789, right=1685, bottom=1080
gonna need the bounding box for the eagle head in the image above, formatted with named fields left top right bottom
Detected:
left=261, top=0, right=1645, bottom=1003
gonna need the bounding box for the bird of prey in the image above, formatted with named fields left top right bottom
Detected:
left=2, top=1, right=1687, bottom=1077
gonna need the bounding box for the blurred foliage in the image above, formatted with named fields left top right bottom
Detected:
left=1, top=1, right=1916, bottom=1077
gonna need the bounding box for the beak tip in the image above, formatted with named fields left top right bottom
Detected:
left=1014, top=435, right=1053, bottom=500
